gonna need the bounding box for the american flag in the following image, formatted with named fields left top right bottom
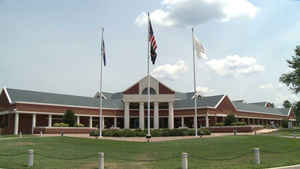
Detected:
left=148, top=15, right=157, bottom=64
left=101, top=38, right=106, bottom=66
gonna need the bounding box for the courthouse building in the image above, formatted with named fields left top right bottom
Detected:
left=0, top=76, right=296, bottom=134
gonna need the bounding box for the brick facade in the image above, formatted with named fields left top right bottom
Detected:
left=159, top=83, right=175, bottom=94
left=123, top=83, right=139, bottom=94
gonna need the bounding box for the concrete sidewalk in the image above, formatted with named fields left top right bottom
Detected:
left=35, top=129, right=278, bottom=142
left=268, top=164, right=300, bottom=169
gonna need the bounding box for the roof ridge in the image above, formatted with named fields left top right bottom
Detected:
left=6, top=88, right=107, bottom=99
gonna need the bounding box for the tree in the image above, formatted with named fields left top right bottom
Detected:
left=293, top=101, right=300, bottom=122
left=279, top=46, right=300, bottom=94
left=63, top=110, right=76, bottom=127
left=282, top=119, right=289, bottom=128
left=224, top=114, right=237, bottom=126
left=283, top=100, right=292, bottom=109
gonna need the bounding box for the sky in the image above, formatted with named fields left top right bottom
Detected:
left=1, top=0, right=300, bottom=107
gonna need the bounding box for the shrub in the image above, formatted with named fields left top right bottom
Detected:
left=197, top=128, right=210, bottom=135
left=231, top=122, right=246, bottom=126
left=215, top=123, right=224, bottom=126
left=89, top=130, right=99, bottom=137
left=74, top=123, right=85, bottom=127
left=53, top=122, right=69, bottom=127
left=282, top=120, right=289, bottom=128
left=63, top=110, right=76, bottom=127
left=224, top=114, right=237, bottom=126
left=100, top=128, right=211, bottom=137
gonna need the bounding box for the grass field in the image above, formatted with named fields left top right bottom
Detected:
left=0, top=135, right=300, bottom=169
left=268, top=128, right=300, bottom=136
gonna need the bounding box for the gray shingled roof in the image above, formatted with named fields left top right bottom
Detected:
left=175, top=93, right=224, bottom=108
left=232, top=101, right=289, bottom=116
left=5, top=88, right=225, bottom=110
left=3, top=88, right=291, bottom=116
left=6, top=88, right=123, bottom=109
left=248, top=102, right=268, bottom=107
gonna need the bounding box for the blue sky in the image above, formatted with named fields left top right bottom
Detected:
left=1, top=0, right=300, bottom=107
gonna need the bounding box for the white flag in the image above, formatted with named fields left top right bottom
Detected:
left=193, top=35, right=208, bottom=59
left=192, top=91, right=202, bottom=99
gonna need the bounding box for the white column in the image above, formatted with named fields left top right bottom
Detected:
left=168, top=102, right=174, bottom=129
left=31, top=114, right=36, bottom=134
left=89, top=116, right=93, bottom=128
left=154, top=102, right=159, bottom=129
left=181, top=116, right=184, bottom=128
left=205, top=114, right=209, bottom=128
left=139, top=102, right=144, bottom=130
left=77, top=116, right=80, bottom=125
left=14, top=112, right=19, bottom=135
left=114, top=117, right=117, bottom=128
left=124, top=102, right=130, bottom=129
left=48, top=114, right=52, bottom=127
left=102, top=116, right=105, bottom=129
left=32, top=114, right=36, bottom=128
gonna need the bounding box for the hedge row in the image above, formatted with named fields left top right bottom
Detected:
left=215, top=122, right=247, bottom=126
left=53, top=122, right=85, bottom=127
left=89, top=128, right=211, bottom=137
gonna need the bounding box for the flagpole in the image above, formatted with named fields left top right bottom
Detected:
left=147, top=12, right=151, bottom=138
left=99, top=27, right=104, bottom=138
left=192, top=28, right=198, bottom=137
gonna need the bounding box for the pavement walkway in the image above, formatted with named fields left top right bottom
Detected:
left=36, top=128, right=278, bottom=142
left=268, top=164, right=300, bottom=169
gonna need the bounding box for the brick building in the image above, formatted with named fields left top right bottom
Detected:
left=0, top=76, right=296, bottom=134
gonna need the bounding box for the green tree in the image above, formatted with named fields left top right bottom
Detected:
left=282, top=119, right=289, bottom=128
left=63, top=110, right=76, bottom=127
left=279, top=46, right=300, bottom=94
left=293, top=101, right=300, bottom=122
left=224, top=114, right=237, bottom=126
left=283, top=100, right=292, bottom=109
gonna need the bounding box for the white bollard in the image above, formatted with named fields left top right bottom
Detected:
left=182, top=152, right=188, bottom=169
left=19, top=131, right=23, bottom=138
left=98, top=152, right=104, bottom=169
left=253, top=148, right=260, bottom=165
left=28, top=149, right=34, bottom=167
left=40, top=130, right=43, bottom=137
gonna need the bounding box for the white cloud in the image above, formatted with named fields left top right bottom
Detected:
left=205, top=55, right=264, bottom=76
left=151, top=60, right=188, bottom=80
left=196, top=86, right=215, bottom=95
left=274, top=93, right=299, bottom=108
left=257, top=82, right=299, bottom=107
left=135, top=0, right=259, bottom=27
left=259, top=83, right=274, bottom=89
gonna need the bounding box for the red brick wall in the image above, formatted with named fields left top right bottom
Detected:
left=36, top=114, right=48, bottom=127
left=0, top=90, right=10, bottom=110
left=288, top=109, right=296, bottom=120
left=216, top=96, right=236, bottom=113
left=19, top=114, right=32, bottom=134
left=123, top=83, right=139, bottom=94
left=34, top=127, right=97, bottom=134
left=80, top=116, right=89, bottom=127
left=7, top=114, right=15, bottom=134
left=15, top=103, right=122, bottom=116
left=174, top=109, right=207, bottom=116
left=159, top=83, right=175, bottom=94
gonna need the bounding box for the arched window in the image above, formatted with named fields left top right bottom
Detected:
left=142, top=87, right=157, bottom=95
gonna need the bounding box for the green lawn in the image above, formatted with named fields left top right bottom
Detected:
left=0, top=135, right=300, bottom=169
left=268, top=128, right=300, bottom=136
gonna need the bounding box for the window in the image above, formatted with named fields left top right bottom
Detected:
left=142, top=88, right=156, bottom=95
